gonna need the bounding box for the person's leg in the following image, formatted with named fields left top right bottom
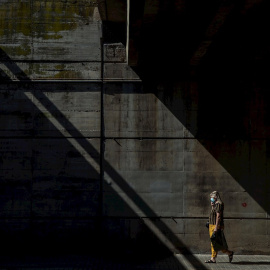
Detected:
left=222, top=249, right=234, bottom=262
left=222, top=249, right=232, bottom=255
left=220, top=228, right=234, bottom=262
left=211, top=242, right=218, bottom=261
left=205, top=225, right=217, bottom=263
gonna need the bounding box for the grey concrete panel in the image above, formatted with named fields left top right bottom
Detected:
left=4, top=60, right=102, bottom=81
left=104, top=171, right=185, bottom=194
left=104, top=139, right=184, bottom=171
left=184, top=139, right=209, bottom=152
left=0, top=83, right=101, bottom=137
left=184, top=140, right=251, bottom=185
left=33, top=111, right=100, bottom=137
left=32, top=84, right=101, bottom=111
left=0, top=113, right=33, bottom=137
left=249, top=140, right=267, bottom=179
left=143, top=218, right=185, bottom=234
left=226, top=234, right=270, bottom=254
left=0, top=137, right=100, bottom=218
left=103, top=192, right=138, bottom=217
left=104, top=63, right=141, bottom=81
left=0, top=44, right=32, bottom=61
left=184, top=151, right=226, bottom=172
left=105, top=137, right=184, bottom=152
left=183, top=192, right=210, bottom=217
left=32, top=138, right=100, bottom=174
left=32, top=190, right=99, bottom=217
left=0, top=2, right=101, bottom=61
left=105, top=110, right=185, bottom=138
left=179, top=234, right=210, bottom=254
left=155, top=81, right=200, bottom=111
left=0, top=186, right=31, bottom=217
left=184, top=172, right=245, bottom=193
left=32, top=40, right=101, bottom=62
left=99, top=217, right=270, bottom=255
left=0, top=170, right=32, bottom=183
left=0, top=88, right=34, bottom=136
left=29, top=137, right=100, bottom=217
left=104, top=83, right=163, bottom=110
left=224, top=219, right=267, bottom=236
left=184, top=218, right=269, bottom=253
left=194, top=140, right=251, bottom=185
left=104, top=87, right=185, bottom=137
left=103, top=139, right=184, bottom=217
left=222, top=192, right=267, bottom=218
left=103, top=192, right=183, bottom=217
left=125, top=151, right=183, bottom=171
left=29, top=218, right=97, bottom=240
left=30, top=62, right=101, bottom=80
left=32, top=86, right=101, bottom=137
left=0, top=139, right=32, bottom=170
left=0, top=62, right=31, bottom=80
left=184, top=140, right=250, bottom=176
left=184, top=219, right=210, bottom=235
left=0, top=219, right=30, bottom=234
left=0, top=87, right=33, bottom=107
left=184, top=191, right=267, bottom=218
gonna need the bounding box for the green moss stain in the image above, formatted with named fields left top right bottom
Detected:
left=55, top=64, right=65, bottom=69
left=53, top=70, right=82, bottom=79
left=0, top=2, right=31, bottom=37
left=1, top=44, right=31, bottom=57
left=0, top=1, right=99, bottom=78
left=14, top=44, right=31, bottom=56
left=31, top=63, right=47, bottom=76
left=0, top=1, right=96, bottom=40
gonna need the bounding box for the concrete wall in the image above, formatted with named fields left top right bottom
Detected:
left=0, top=0, right=270, bottom=257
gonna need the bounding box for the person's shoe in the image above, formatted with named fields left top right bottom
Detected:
left=229, top=251, right=234, bottom=263
left=205, top=259, right=216, bottom=263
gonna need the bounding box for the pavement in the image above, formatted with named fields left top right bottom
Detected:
left=0, top=254, right=270, bottom=270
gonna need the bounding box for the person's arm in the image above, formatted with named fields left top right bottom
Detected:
left=214, top=203, right=222, bottom=231
left=214, top=212, right=220, bottom=232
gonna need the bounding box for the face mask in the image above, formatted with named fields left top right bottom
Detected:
left=210, top=198, right=215, bottom=203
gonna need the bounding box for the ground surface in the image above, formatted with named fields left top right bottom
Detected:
left=0, top=254, right=270, bottom=270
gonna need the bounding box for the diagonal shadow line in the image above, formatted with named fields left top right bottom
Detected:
left=0, top=49, right=208, bottom=270
left=129, top=0, right=270, bottom=225
left=0, top=68, right=13, bottom=82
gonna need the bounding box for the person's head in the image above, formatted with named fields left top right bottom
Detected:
left=210, top=191, right=223, bottom=205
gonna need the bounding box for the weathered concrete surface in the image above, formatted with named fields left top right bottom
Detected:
left=1, top=0, right=270, bottom=257
left=104, top=83, right=184, bottom=137
left=0, top=1, right=103, bottom=255
left=0, top=83, right=101, bottom=137
left=0, top=1, right=102, bottom=80
left=101, top=0, right=270, bottom=255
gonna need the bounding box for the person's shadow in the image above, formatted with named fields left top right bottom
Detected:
left=232, top=261, right=270, bottom=265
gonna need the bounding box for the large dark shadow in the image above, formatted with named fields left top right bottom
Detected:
left=133, top=0, right=270, bottom=218
left=0, top=54, right=208, bottom=270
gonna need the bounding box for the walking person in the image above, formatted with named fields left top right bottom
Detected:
left=205, top=191, right=234, bottom=263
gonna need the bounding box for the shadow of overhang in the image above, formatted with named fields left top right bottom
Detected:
left=0, top=47, right=210, bottom=269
